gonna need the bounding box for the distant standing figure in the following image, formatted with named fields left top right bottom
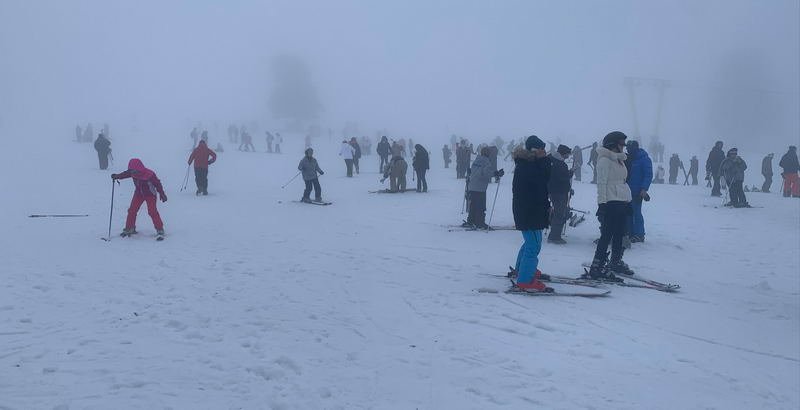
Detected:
left=668, top=154, right=681, bottom=184
left=589, top=142, right=599, bottom=183
left=572, top=145, right=583, bottom=182
left=377, top=136, right=390, bottom=172
left=94, top=133, right=112, bottom=170
left=266, top=132, right=275, bottom=153
left=188, top=140, right=217, bottom=195
left=350, top=137, right=362, bottom=174
left=339, top=140, right=355, bottom=177
left=412, top=144, right=430, bottom=192
left=779, top=145, right=800, bottom=197
left=689, top=156, right=699, bottom=185
left=706, top=141, right=725, bottom=196
left=720, top=148, right=749, bottom=207
left=275, top=133, right=282, bottom=153
left=761, top=153, right=774, bottom=193
left=75, top=125, right=82, bottom=142
left=442, top=144, right=452, bottom=168
left=190, top=127, right=199, bottom=148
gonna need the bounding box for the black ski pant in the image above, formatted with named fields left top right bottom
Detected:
left=762, top=175, right=772, bottom=192
left=691, top=171, right=698, bottom=185
left=669, top=170, right=678, bottom=184
left=416, top=169, right=427, bottom=192
left=467, top=191, right=487, bottom=227
left=711, top=173, right=722, bottom=196
left=728, top=180, right=747, bottom=205
left=379, top=154, right=388, bottom=173
left=303, top=178, right=321, bottom=201
left=593, top=201, right=630, bottom=262
left=194, top=167, right=208, bottom=194
left=344, top=159, right=354, bottom=177
left=548, top=192, right=569, bottom=240
left=98, top=151, right=109, bottom=170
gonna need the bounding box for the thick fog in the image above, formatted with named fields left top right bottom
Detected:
left=0, top=0, right=797, bottom=153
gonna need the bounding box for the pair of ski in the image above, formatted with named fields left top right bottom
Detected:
left=368, top=188, right=416, bottom=194
left=446, top=223, right=515, bottom=232
left=113, top=231, right=165, bottom=241
left=291, top=200, right=333, bottom=206
left=568, top=212, right=585, bottom=227
left=478, top=276, right=611, bottom=297
left=577, top=263, right=680, bottom=292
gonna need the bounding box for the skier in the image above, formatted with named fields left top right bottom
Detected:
left=455, top=142, right=464, bottom=178
left=668, top=154, right=681, bottom=184
left=586, top=131, right=634, bottom=279
left=239, top=130, right=255, bottom=152
left=188, top=139, right=217, bottom=195
left=298, top=148, right=324, bottom=203
left=546, top=145, right=572, bottom=244
left=93, top=132, right=112, bottom=170
left=83, top=124, right=94, bottom=143
left=511, top=135, right=550, bottom=290
left=625, top=140, right=652, bottom=243
left=442, top=144, right=452, bottom=168
left=339, top=139, right=355, bottom=177
left=377, top=136, right=390, bottom=173
left=779, top=146, right=799, bottom=197
left=266, top=131, right=274, bottom=153
left=720, top=148, right=749, bottom=207
left=761, top=153, right=774, bottom=193
left=382, top=154, right=408, bottom=193
left=349, top=137, right=362, bottom=174
left=111, top=159, right=167, bottom=239
left=689, top=156, right=699, bottom=185
left=572, top=144, right=583, bottom=182
left=274, top=133, right=282, bottom=154
left=706, top=141, right=725, bottom=196
left=412, top=144, right=429, bottom=192
left=589, top=142, right=599, bottom=183
left=190, top=127, right=199, bottom=148
left=464, top=146, right=503, bottom=229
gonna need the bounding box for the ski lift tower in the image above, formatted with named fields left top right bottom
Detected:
left=624, top=76, right=670, bottom=151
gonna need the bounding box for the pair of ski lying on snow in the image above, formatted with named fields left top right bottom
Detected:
left=480, top=265, right=680, bottom=297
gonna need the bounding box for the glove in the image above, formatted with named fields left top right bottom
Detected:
left=640, top=190, right=651, bottom=201
left=111, top=173, right=119, bottom=180
left=160, top=193, right=168, bottom=203
left=319, top=171, right=324, bottom=175
left=494, top=169, right=505, bottom=178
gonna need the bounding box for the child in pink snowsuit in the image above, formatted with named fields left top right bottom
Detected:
left=111, top=158, right=167, bottom=236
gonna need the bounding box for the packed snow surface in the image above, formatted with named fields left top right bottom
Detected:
left=2, top=134, right=798, bottom=409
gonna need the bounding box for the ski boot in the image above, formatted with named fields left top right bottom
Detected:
left=120, top=228, right=137, bottom=237
left=156, top=229, right=165, bottom=241
left=314, top=197, right=323, bottom=203
left=460, top=221, right=475, bottom=229
left=607, top=259, right=635, bottom=276
left=622, top=235, right=631, bottom=249
left=583, top=257, right=623, bottom=282
left=547, top=237, right=567, bottom=245
left=506, top=267, right=551, bottom=282
left=301, top=197, right=312, bottom=203
left=630, top=235, right=645, bottom=243
left=513, top=279, right=553, bottom=293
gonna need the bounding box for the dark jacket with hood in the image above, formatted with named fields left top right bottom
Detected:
left=547, top=153, right=572, bottom=194
left=512, top=147, right=552, bottom=231
left=706, top=145, right=725, bottom=175
left=412, top=145, right=429, bottom=171
left=377, top=137, right=390, bottom=156
left=779, top=149, right=799, bottom=174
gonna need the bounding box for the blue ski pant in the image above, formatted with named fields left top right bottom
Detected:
left=515, top=230, right=542, bottom=284
left=628, top=198, right=645, bottom=237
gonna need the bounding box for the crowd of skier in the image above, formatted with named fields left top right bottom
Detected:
left=77, top=123, right=799, bottom=292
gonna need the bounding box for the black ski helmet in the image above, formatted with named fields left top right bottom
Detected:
left=602, top=131, right=627, bottom=149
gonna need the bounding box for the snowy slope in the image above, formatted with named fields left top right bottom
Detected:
left=1, top=134, right=798, bottom=410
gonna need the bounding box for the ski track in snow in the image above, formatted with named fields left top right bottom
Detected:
left=1, top=136, right=798, bottom=409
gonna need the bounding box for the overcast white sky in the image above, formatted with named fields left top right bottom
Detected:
left=0, top=0, right=797, bottom=151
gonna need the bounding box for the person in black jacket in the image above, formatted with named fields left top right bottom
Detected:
left=547, top=145, right=573, bottom=244
left=93, top=132, right=112, bottom=170
left=377, top=136, right=390, bottom=173
left=706, top=141, right=725, bottom=196
left=412, top=144, right=430, bottom=192
left=511, top=135, right=552, bottom=291
left=442, top=144, right=452, bottom=168
left=349, top=137, right=362, bottom=174
left=779, top=146, right=799, bottom=197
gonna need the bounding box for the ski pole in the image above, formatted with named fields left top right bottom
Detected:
left=487, top=178, right=501, bottom=226
left=29, top=214, right=89, bottom=218
left=281, top=171, right=301, bottom=189
left=180, top=164, right=190, bottom=192
left=102, top=180, right=118, bottom=241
